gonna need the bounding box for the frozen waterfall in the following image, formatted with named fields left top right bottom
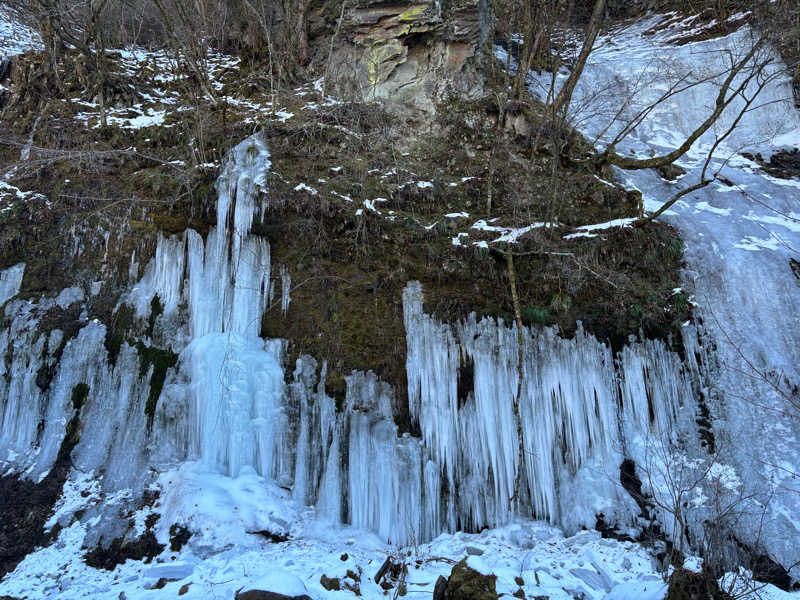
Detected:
left=3, top=69, right=791, bottom=559
left=520, top=15, right=800, bottom=573
left=0, top=132, right=702, bottom=547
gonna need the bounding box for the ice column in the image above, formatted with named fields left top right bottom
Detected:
left=0, top=263, right=24, bottom=306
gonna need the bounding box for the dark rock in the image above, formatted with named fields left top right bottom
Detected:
left=750, top=551, right=795, bottom=591
left=0, top=385, right=87, bottom=577
left=346, top=569, right=361, bottom=582
left=151, top=578, right=175, bottom=590
left=656, top=163, right=687, bottom=181
left=340, top=553, right=349, bottom=561
left=246, top=529, right=290, bottom=543
left=444, top=559, right=497, bottom=600
left=343, top=580, right=362, bottom=595
left=320, top=575, right=341, bottom=591
left=791, top=258, right=800, bottom=282
left=0, top=58, right=11, bottom=84
left=433, top=575, right=448, bottom=600
left=169, top=524, right=191, bottom=551
left=742, top=149, right=800, bottom=180
left=512, top=589, right=525, bottom=599
left=235, top=591, right=313, bottom=600
left=514, top=576, right=524, bottom=586
left=178, top=583, right=191, bottom=595
left=84, top=531, right=165, bottom=570
left=665, top=568, right=732, bottom=600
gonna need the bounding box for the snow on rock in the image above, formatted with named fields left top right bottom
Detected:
left=564, top=218, right=638, bottom=239
left=0, top=515, right=676, bottom=600
left=294, top=183, right=318, bottom=195
left=0, top=8, right=41, bottom=59
left=154, top=462, right=297, bottom=553
left=239, top=569, right=310, bottom=598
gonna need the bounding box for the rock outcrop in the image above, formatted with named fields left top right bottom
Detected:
left=314, top=0, right=489, bottom=112
left=435, top=559, right=498, bottom=600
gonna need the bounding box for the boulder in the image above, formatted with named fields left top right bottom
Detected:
left=437, top=558, right=498, bottom=600
left=236, top=569, right=312, bottom=600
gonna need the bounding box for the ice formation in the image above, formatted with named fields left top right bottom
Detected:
left=0, top=262, right=24, bottom=306
left=521, top=15, right=800, bottom=573
left=1, top=15, right=799, bottom=577
left=0, top=130, right=701, bottom=550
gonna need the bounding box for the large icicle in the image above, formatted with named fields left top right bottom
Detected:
left=401, top=281, right=697, bottom=539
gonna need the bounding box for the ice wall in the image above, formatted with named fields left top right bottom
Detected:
left=522, top=15, right=800, bottom=572
left=287, top=282, right=700, bottom=545
left=0, top=134, right=275, bottom=494
left=1, top=130, right=707, bottom=551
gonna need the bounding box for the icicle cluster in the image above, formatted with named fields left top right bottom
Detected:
left=0, top=135, right=701, bottom=549
left=284, top=282, right=699, bottom=545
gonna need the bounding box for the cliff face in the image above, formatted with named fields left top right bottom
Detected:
left=1, top=3, right=800, bottom=598
left=312, top=0, right=489, bottom=111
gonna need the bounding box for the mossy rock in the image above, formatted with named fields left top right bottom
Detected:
left=443, top=559, right=498, bottom=600
left=665, top=568, right=732, bottom=600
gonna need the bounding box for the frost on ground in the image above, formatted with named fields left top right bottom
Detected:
left=0, top=491, right=667, bottom=600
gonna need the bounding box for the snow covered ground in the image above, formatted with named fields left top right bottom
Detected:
left=0, top=500, right=677, bottom=600
left=0, top=8, right=40, bottom=60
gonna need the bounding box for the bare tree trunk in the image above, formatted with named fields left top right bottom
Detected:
left=551, top=0, right=605, bottom=118
left=604, top=36, right=766, bottom=171
left=296, top=0, right=311, bottom=67
left=506, top=248, right=525, bottom=509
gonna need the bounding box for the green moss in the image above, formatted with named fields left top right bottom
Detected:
left=399, top=5, right=425, bottom=21
left=105, top=304, right=135, bottom=367
left=134, top=341, right=178, bottom=428
left=523, top=306, right=551, bottom=326
left=445, top=559, right=498, bottom=600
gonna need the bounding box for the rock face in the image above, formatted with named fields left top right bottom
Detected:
left=437, top=559, right=498, bottom=600
left=316, top=0, right=489, bottom=111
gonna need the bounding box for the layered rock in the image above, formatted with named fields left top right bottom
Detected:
left=316, top=0, right=489, bottom=111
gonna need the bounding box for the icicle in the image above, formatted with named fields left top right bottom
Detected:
left=0, top=263, right=24, bottom=306
left=281, top=266, right=291, bottom=316
left=186, top=333, right=285, bottom=479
